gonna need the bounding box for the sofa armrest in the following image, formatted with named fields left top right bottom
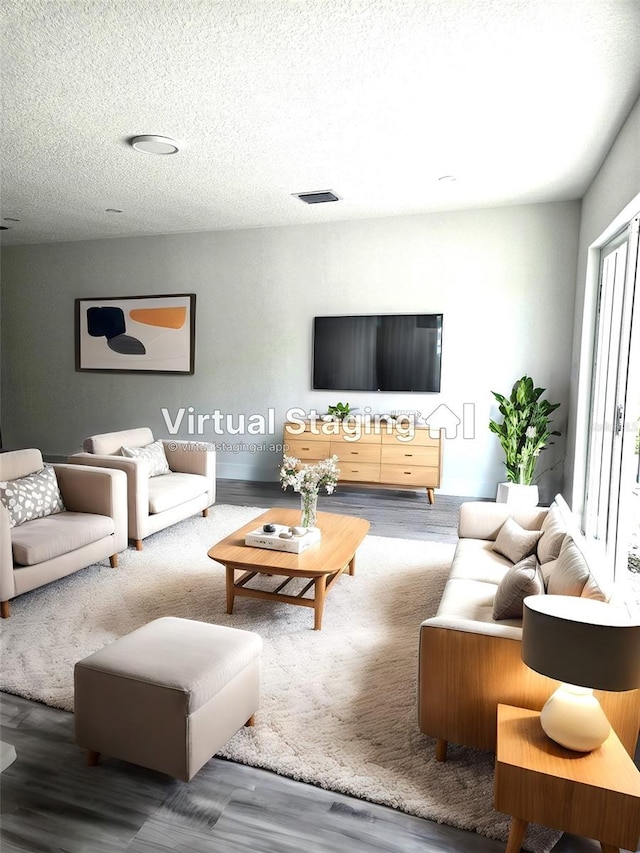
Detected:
left=0, top=504, right=16, bottom=602
left=422, top=614, right=523, bottom=641
left=458, top=501, right=548, bottom=540
left=67, top=453, right=148, bottom=540
left=52, top=464, right=128, bottom=553
left=162, top=440, right=216, bottom=504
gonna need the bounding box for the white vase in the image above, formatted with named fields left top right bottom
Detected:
left=496, top=482, right=539, bottom=507
left=540, top=684, right=611, bottom=752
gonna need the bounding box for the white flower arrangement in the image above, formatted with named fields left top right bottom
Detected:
left=280, top=454, right=340, bottom=496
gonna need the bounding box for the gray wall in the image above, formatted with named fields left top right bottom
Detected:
left=1, top=201, right=580, bottom=499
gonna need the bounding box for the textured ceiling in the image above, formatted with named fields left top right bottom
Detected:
left=1, top=0, right=640, bottom=246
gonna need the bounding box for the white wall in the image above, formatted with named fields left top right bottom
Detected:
left=566, top=96, right=640, bottom=515
left=1, top=201, right=579, bottom=499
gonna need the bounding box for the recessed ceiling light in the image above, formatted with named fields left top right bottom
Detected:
left=293, top=190, right=341, bottom=204
left=130, top=135, right=179, bottom=155
left=438, top=175, right=456, bottom=182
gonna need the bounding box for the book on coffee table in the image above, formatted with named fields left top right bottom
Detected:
left=245, top=524, right=321, bottom=554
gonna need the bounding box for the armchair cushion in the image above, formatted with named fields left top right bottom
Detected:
left=148, top=473, right=210, bottom=515
left=0, top=466, right=65, bottom=528
left=121, top=440, right=170, bottom=477
left=11, top=512, right=115, bottom=566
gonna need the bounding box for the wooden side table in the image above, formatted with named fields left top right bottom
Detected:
left=494, top=704, right=640, bottom=853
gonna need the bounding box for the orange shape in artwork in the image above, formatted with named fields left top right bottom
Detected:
left=129, top=307, right=187, bottom=329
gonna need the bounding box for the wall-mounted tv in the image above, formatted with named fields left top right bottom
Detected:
left=312, top=313, right=443, bottom=392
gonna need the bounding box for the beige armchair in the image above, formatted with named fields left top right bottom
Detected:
left=68, top=428, right=216, bottom=550
left=0, top=449, right=127, bottom=618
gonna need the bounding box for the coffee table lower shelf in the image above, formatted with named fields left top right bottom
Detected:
left=225, top=560, right=354, bottom=631
left=207, top=508, right=370, bottom=630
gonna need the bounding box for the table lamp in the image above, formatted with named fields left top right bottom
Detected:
left=522, top=594, right=640, bottom=752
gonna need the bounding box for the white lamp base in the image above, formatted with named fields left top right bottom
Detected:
left=540, top=684, right=611, bottom=752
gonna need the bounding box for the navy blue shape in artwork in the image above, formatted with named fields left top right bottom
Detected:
left=86, top=306, right=146, bottom=355
left=87, top=306, right=126, bottom=339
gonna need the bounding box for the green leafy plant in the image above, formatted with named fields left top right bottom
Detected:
left=489, top=376, right=561, bottom=485
left=327, top=402, right=351, bottom=420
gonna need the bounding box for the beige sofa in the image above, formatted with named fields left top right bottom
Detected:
left=418, top=495, right=640, bottom=759
left=0, top=449, right=127, bottom=617
left=68, top=427, right=216, bottom=550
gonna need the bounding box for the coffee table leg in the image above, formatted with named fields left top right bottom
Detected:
left=348, top=554, right=356, bottom=576
left=506, top=817, right=528, bottom=853
left=225, top=565, right=235, bottom=614
left=313, top=575, right=328, bottom=630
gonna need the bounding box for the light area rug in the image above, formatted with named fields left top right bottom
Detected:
left=0, top=504, right=560, bottom=852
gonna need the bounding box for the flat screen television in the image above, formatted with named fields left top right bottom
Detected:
left=312, top=313, right=443, bottom=392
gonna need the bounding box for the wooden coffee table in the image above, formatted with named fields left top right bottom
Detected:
left=207, top=508, right=370, bottom=630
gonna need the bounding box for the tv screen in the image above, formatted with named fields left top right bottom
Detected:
left=312, top=313, right=442, bottom=392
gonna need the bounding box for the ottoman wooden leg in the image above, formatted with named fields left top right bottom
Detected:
left=245, top=714, right=256, bottom=727
left=87, top=750, right=100, bottom=767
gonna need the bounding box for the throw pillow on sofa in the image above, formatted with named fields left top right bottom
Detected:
left=547, top=534, right=608, bottom=601
left=493, top=554, right=545, bottom=620
left=492, top=516, right=542, bottom=564
left=0, top=465, right=66, bottom=528
left=537, top=504, right=568, bottom=564
left=121, top=439, right=170, bottom=477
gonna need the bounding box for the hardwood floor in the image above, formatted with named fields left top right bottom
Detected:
left=0, top=482, right=634, bottom=853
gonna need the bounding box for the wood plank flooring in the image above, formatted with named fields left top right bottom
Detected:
left=0, top=482, right=634, bottom=853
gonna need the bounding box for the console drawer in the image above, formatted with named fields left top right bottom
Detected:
left=331, top=443, right=380, bottom=464
left=381, top=445, right=440, bottom=466
left=284, top=439, right=332, bottom=460
left=380, top=464, right=440, bottom=487
left=338, top=462, right=380, bottom=482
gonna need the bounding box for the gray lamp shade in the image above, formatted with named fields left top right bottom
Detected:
left=522, top=595, right=640, bottom=692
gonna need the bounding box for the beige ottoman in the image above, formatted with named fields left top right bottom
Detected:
left=74, top=616, right=262, bottom=781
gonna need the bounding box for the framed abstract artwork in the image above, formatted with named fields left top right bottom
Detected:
left=75, top=294, right=196, bottom=374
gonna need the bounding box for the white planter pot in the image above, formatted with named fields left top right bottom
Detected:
left=496, top=482, right=539, bottom=507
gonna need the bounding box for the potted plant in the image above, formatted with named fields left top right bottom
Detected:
left=327, top=402, right=351, bottom=420
left=489, top=375, right=561, bottom=506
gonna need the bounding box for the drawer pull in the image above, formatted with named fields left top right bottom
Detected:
left=404, top=471, right=412, bottom=475
left=301, top=446, right=310, bottom=451
left=350, top=451, right=359, bottom=455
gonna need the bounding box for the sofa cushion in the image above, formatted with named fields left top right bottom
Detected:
left=0, top=466, right=66, bottom=529
left=148, top=473, right=211, bottom=514
left=537, top=504, right=568, bottom=564
left=121, top=440, right=170, bottom=477
left=435, top=577, right=501, bottom=624
left=448, top=538, right=512, bottom=584
left=492, top=517, right=542, bottom=564
left=11, top=512, right=115, bottom=566
left=493, top=555, right=544, bottom=620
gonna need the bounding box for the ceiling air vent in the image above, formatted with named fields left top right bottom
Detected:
left=293, top=190, right=341, bottom=204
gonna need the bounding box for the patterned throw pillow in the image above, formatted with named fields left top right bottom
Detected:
left=0, top=466, right=66, bottom=528
left=493, top=555, right=545, bottom=620
left=492, top=516, right=542, bottom=564
left=121, top=439, right=170, bottom=477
